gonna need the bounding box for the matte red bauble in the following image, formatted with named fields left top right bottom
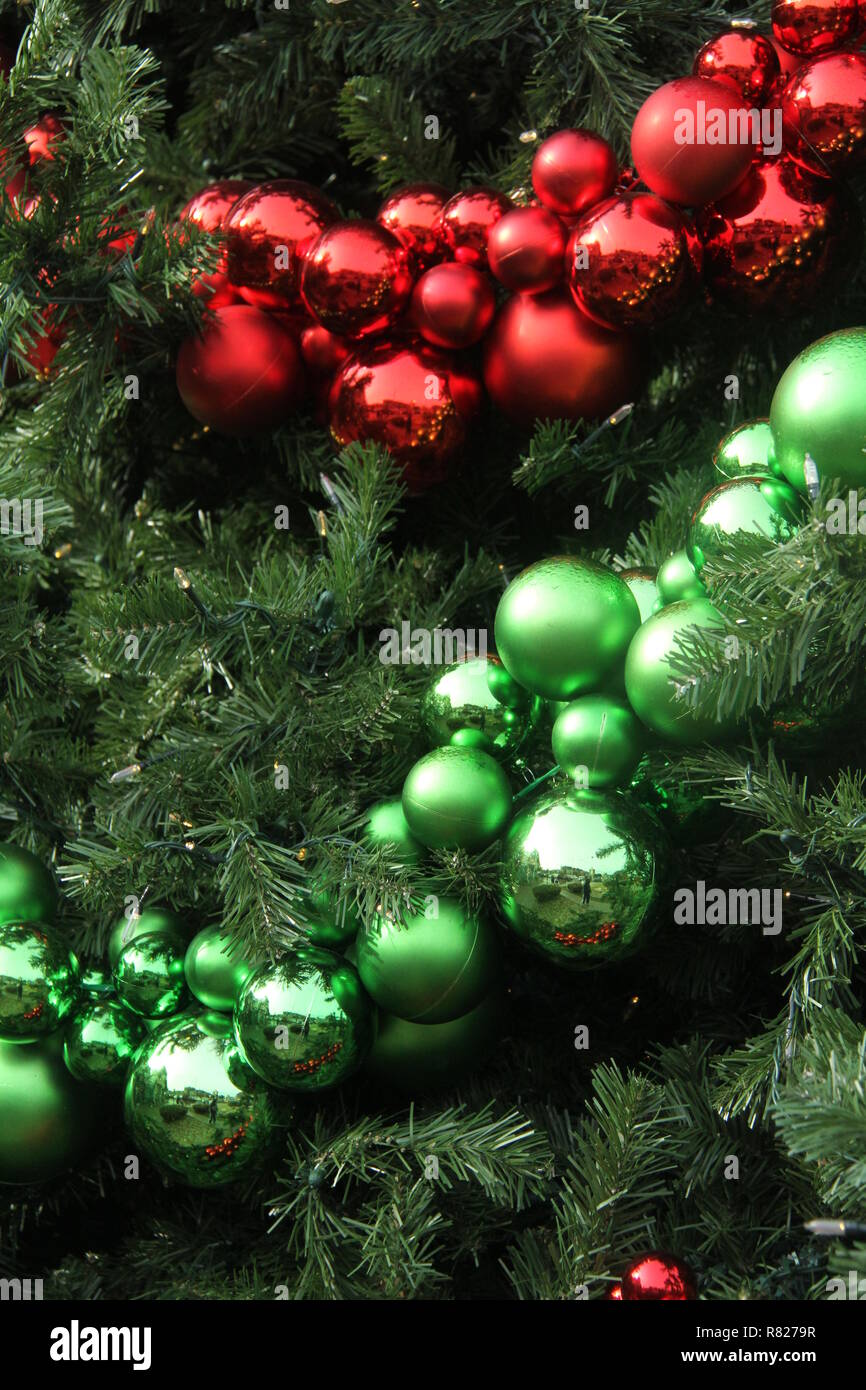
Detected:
left=621, top=1251, right=697, bottom=1301
left=377, top=182, right=450, bottom=269
left=300, top=322, right=351, bottom=376
left=567, top=192, right=694, bottom=330
left=434, top=187, right=512, bottom=269
left=176, top=304, right=306, bottom=434
left=410, top=263, right=495, bottom=348
left=771, top=0, right=858, bottom=56
left=531, top=129, right=618, bottom=218
left=487, top=206, right=567, bottom=293
left=693, top=30, right=781, bottom=104
left=482, top=290, right=644, bottom=426
left=300, top=220, right=414, bottom=338
left=782, top=52, right=866, bottom=174
left=225, top=179, right=339, bottom=311
left=631, top=77, right=756, bottom=206
left=179, top=179, right=253, bottom=307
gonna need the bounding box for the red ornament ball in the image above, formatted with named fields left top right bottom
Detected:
left=300, top=220, right=414, bottom=338
left=377, top=182, right=450, bottom=270
left=771, top=0, right=858, bottom=56
left=693, top=30, right=781, bottom=105
left=482, top=290, right=644, bottom=426
left=621, top=1251, right=697, bottom=1301
left=782, top=52, right=866, bottom=174
left=178, top=179, right=253, bottom=308
left=767, top=33, right=807, bottom=82
left=409, top=263, right=495, bottom=349
left=487, top=206, right=567, bottom=293
left=531, top=129, right=618, bottom=218
left=176, top=304, right=306, bottom=434
left=567, top=192, right=694, bottom=330
left=631, top=77, right=756, bottom=206
left=435, top=186, right=513, bottom=269
left=226, top=179, right=340, bottom=311
left=299, top=322, right=351, bottom=376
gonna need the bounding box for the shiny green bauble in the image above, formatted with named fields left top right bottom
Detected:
left=0, top=1034, right=104, bottom=1183
left=63, top=999, right=145, bottom=1086
left=419, top=655, right=540, bottom=758
left=364, top=991, right=505, bottom=1091
left=0, top=843, right=58, bottom=926
left=108, top=907, right=188, bottom=969
left=618, top=569, right=659, bottom=623
left=0, top=921, right=80, bottom=1042
left=113, top=930, right=188, bottom=1019
left=364, top=798, right=423, bottom=866
left=234, top=947, right=373, bottom=1092
left=494, top=557, right=641, bottom=700
left=356, top=897, right=498, bottom=1024
left=183, top=925, right=255, bottom=1012
left=713, top=419, right=776, bottom=479
left=688, top=476, right=801, bottom=571
left=499, top=788, right=663, bottom=969
left=552, top=696, right=644, bottom=789
left=624, top=599, right=734, bottom=745
left=770, top=328, right=866, bottom=494
left=401, top=746, right=512, bottom=851
left=656, top=550, right=705, bottom=606
left=124, top=1013, right=278, bottom=1188
left=80, top=965, right=113, bottom=996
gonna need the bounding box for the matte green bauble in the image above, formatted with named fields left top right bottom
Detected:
left=770, top=328, right=866, bottom=494
left=364, top=798, right=423, bottom=866
left=0, top=1034, right=104, bottom=1183
left=183, top=925, right=255, bottom=1012
left=552, top=696, right=644, bottom=789
left=500, top=787, right=663, bottom=968
left=108, top=907, right=187, bottom=969
left=401, top=746, right=512, bottom=851
left=364, top=991, right=505, bottom=1091
left=618, top=569, right=659, bottom=623
left=0, top=843, right=58, bottom=925
left=688, top=476, right=801, bottom=571
left=63, top=999, right=145, bottom=1085
left=713, top=419, right=776, bottom=479
left=234, top=947, right=373, bottom=1092
left=113, top=930, right=188, bottom=1019
left=624, top=599, right=733, bottom=745
left=420, top=655, right=540, bottom=758
left=0, top=921, right=80, bottom=1042
left=124, top=1014, right=277, bottom=1188
left=494, top=557, right=640, bottom=700
left=656, top=550, right=705, bottom=606
left=356, top=897, right=498, bottom=1023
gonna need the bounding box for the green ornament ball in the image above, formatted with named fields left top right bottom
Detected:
left=184, top=925, right=256, bottom=1012
left=364, top=798, right=423, bottom=866
left=364, top=991, right=505, bottom=1091
left=0, top=1034, right=105, bottom=1184
left=499, top=787, right=664, bottom=968
left=108, top=906, right=188, bottom=969
left=770, top=328, right=866, bottom=494
left=0, top=843, right=58, bottom=926
left=713, top=419, right=776, bottom=479
left=306, top=879, right=363, bottom=949
left=80, top=965, right=113, bottom=996
left=113, top=930, right=188, bottom=1019
left=656, top=550, right=705, bottom=606
left=63, top=998, right=145, bottom=1086
left=419, top=655, right=540, bottom=758
left=688, top=476, right=802, bottom=571
left=356, top=897, right=498, bottom=1024
left=552, top=695, right=644, bottom=789
left=124, top=1013, right=278, bottom=1188
left=401, top=746, right=512, bottom=851
left=0, top=921, right=80, bottom=1042
left=618, top=569, right=659, bottom=624
left=494, top=557, right=640, bottom=701
left=234, top=947, right=373, bottom=1092
left=624, top=598, right=734, bottom=745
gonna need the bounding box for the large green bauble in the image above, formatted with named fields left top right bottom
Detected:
left=624, top=599, right=734, bottom=745
left=0, top=844, right=58, bottom=925
left=356, top=897, right=498, bottom=1023
left=108, top=907, right=188, bottom=969
left=688, top=476, right=802, bottom=571
left=63, top=999, right=145, bottom=1086
left=0, top=1034, right=104, bottom=1183
left=0, top=921, right=80, bottom=1042
left=113, top=930, right=188, bottom=1019
left=401, top=746, right=512, bottom=851
left=124, top=1013, right=277, bottom=1188
left=552, top=696, right=644, bottom=789
left=713, top=419, right=776, bottom=479
left=500, top=788, right=663, bottom=968
left=419, top=655, right=540, bottom=758
left=656, top=550, right=705, bottom=607
left=234, top=947, right=373, bottom=1092
left=494, top=557, right=640, bottom=700
left=183, top=925, right=255, bottom=1012
left=618, top=569, right=659, bottom=624
left=364, top=990, right=505, bottom=1091
left=364, top=798, right=423, bottom=866
left=770, top=328, right=866, bottom=494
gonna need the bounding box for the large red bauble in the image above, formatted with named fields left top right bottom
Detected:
left=631, top=77, right=756, bottom=206
left=782, top=52, right=866, bottom=174
left=487, top=206, right=567, bottom=293
left=771, top=0, right=858, bottom=56
left=697, top=155, right=858, bottom=312
left=300, top=220, right=414, bottom=338
left=434, top=187, right=512, bottom=269
left=621, top=1251, right=697, bottom=1301
left=377, top=182, right=450, bottom=269
left=693, top=30, right=781, bottom=104
left=176, top=304, right=306, bottom=434
left=567, top=192, right=694, bottom=330
left=409, top=263, right=495, bottom=349
left=531, top=130, right=618, bottom=218
left=178, top=179, right=253, bottom=308
left=482, top=290, right=644, bottom=426
left=225, top=180, right=339, bottom=311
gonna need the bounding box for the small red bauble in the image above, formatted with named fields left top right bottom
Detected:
left=300, top=323, right=351, bottom=376
left=487, top=206, right=567, bottom=294
left=377, top=182, right=450, bottom=269
left=225, top=179, right=340, bottom=311
left=21, top=308, right=65, bottom=377
left=605, top=1283, right=623, bottom=1300
left=176, top=304, right=306, bottom=434
left=434, top=187, right=513, bottom=269
left=567, top=192, right=694, bottom=330
left=179, top=180, right=253, bottom=307
left=300, top=220, right=414, bottom=338
left=782, top=52, right=866, bottom=173
left=621, top=1251, right=697, bottom=1301
left=482, top=290, right=644, bottom=426
left=23, top=112, right=64, bottom=164
left=771, top=0, right=858, bottom=56
left=631, top=77, right=756, bottom=206
left=767, top=33, right=807, bottom=81
left=531, top=130, right=618, bottom=218
left=693, top=30, right=781, bottom=105
left=409, top=263, right=495, bottom=349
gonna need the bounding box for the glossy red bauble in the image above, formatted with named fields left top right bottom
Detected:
left=176, top=304, right=306, bottom=434
left=693, top=30, right=781, bottom=104
left=225, top=179, right=340, bottom=311
left=531, top=129, right=618, bottom=218
left=23, top=112, right=64, bottom=164
left=782, top=52, right=866, bottom=174
left=409, top=263, right=495, bottom=349
left=621, top=1251, right=697, bottom=1301
left=771, top=0, right=858, bottom=56
left=300, top=220, right=415, bottom=338
left=631, top=77, right=756, bottom=206
left=178, top=179, right=253, bottom=307
left=434, top=187, right=512, bottom=269
left=377, top=182, right=450, bottom=269
left=299, top=323, right=352, bottom=376
left=567, top=192, right=694, bottom=330
left=487, top=206, right=567, bottom=293
left=767, top=33, right=807, bottom=82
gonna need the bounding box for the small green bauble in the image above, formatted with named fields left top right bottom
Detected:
left=770, top=328, right=866, bottom=494
left=108, top=907, right=188, bottom=969
left=688, top=476, right=802, bottom=571
left=713, top=419, right=776, bottom=479
left=0, top=844, right=58, bottom=926
left=113, top=930, right=188, bottom=1019
left=656, top=550, right=705, bottom=606
left=234, top=947, right=373, bottom=1092
left=124, top=1013, right=277, bottom=1188
left=494, top=557, right=641, bottom=700
left=183, top=925, right=255, bottom=1012
left=364, top=798, right=423, bottom=866
left=0, top=1034, right=104, bottom=1184
left=306, top=879, right=363, bottom=949
left=356, top=897, right=498, bottom=1024
left=0, top=921, right=80, bottom=1042
left=80, top=965, right=113, bottom=996
left=552, top=696, right=644, bottom=789
left=419, top=655, right=540, bottom=758
left=624, top=599, right=733, bottom=745
left=364, top=991, right=505, bottom=1091
left=63, top=999, right=145, bottom=1086
left=401, top=746, right=512, bottom=851
left=618, top=569, right=659, bottom=623
left=499, top=788, right=663, bottom=968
